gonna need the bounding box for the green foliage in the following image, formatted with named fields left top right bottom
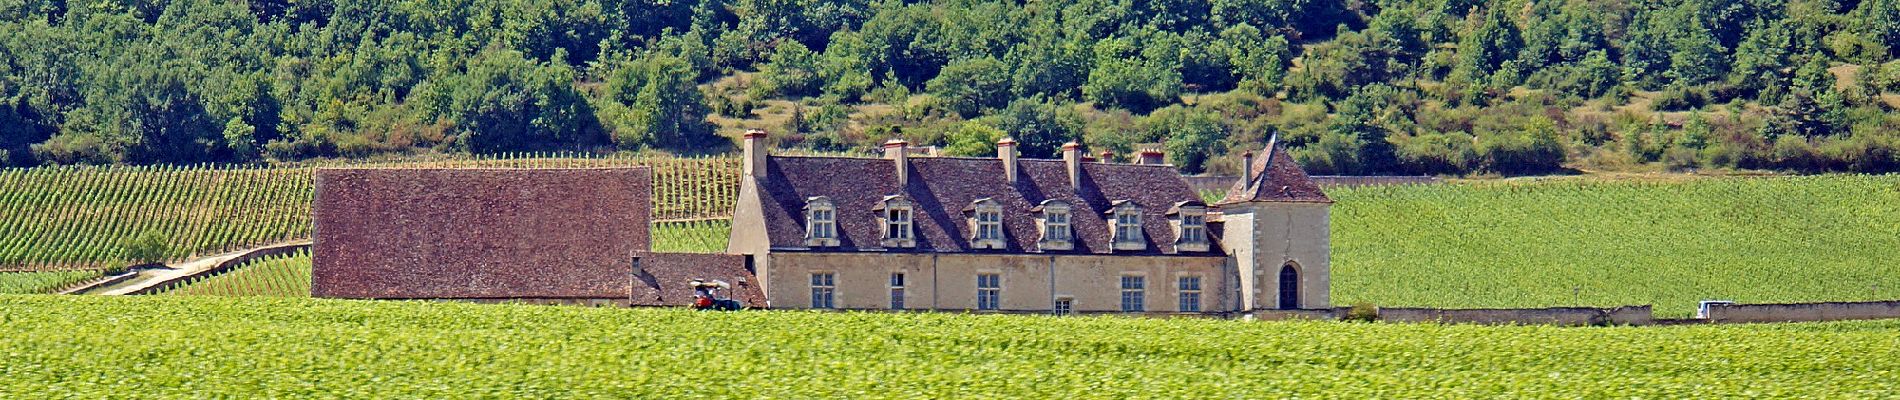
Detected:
left=7, top=296, right=1900, bottom=396
left=120, top=229, right=169, bottom=265
left=1332, top=175, right=1900, bottom=316
left=603, top=53, right=716, bottom=151
left=755, top=41, right=823, bottom=99
left=990, top=97, right=1085, bottom=158
left=927, top=57, right=1011, bottom=119
left=421, top=46, right=604, bottom=154
left=941, top=121, right=1006, bottom=157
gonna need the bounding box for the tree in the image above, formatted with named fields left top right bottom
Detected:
left=1668, top=24, right=1728, bottom=85
left=1084, top=38, right=1182, bottom=113
left=605, top=52, right=717, bottom=151
left=926, top=57, right=1011, bottom=119
left=941, top=121, right=1005, bottom=157
left=991, top=97, right=1085, bottom=159
left=121, top=229, right=169, bottom=265
left=757, top=41, right=823, bottom=98
left=424, top=46, right=604, bottom=154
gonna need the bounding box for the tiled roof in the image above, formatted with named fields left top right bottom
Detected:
left=1218, top=136, right=1332, bottom=205
left=312, top=168, right=653, bottom=299
left=753, top=155, right=1221, bottom=255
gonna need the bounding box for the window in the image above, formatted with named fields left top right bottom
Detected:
left=1053, top=298, right=1073, bottom=316
left=1170, top=202, right=1209, bottom=252
left=810, top=273, right=835, bottom=309
left=804, top=197, right=838, bottom=247
left=1120, top=275, right=1145, bottom=312
left=976, top=273, right=1001, bottom=310
left=969, top=198, right=1006, bottom=249
left=1109, top=201, right=1145, bottom=251
left=1178, top=276, right=1202, bottom=312
left=878, top=196, right=915, bottom=248
left=890, top=272, right=906, bottom=310
left=1035, top=201, right=1073, bottom=251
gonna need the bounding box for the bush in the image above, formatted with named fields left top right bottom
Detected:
left=1344, top=302, right=1380, bottom=322
left=121, top=229, right=169, bottom=265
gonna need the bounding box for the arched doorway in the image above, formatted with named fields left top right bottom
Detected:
left=1278, top=264, right=1299, bottom=310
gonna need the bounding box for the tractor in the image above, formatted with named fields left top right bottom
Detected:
left=690, top=279, right=744, bottom=311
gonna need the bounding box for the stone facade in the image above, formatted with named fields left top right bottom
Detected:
left=731, top=130, right=1332, bottom=315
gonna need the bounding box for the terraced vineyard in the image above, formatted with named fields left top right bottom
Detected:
left=2, top=295, right=1898, bottom=397
left=0, top=155, right=740, bottom=272
left=167, top=249, right=313, bottom=297
left=1331, top=174, right=1900, bottom=316
left=0, top=271, right=104, bottom=294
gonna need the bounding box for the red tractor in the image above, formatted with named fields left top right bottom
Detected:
left=690, top=279, right=744, bottom=311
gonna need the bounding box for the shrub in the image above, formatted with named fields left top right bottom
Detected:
left=121, top=229, right=169, bottom=265
left=1344, top=302, right=1380, bottom=322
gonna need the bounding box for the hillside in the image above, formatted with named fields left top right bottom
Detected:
left=3, top=0, right=1899, bottom=177
left=1, top=295, right=1897, bottom=397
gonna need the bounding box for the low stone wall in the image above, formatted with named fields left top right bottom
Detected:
left=1705, top=300, right=1900, bottom=323
left=1378, top=306, right=1651, bottom=326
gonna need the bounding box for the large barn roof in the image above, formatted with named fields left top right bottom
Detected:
left=752, top=155, right=1222, bottom=255
left=312, top=168, right=655, bottom=299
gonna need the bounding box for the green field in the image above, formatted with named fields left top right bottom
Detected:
left=1331, top=175, right=1900, bottom=316
left=1, top=295, right=1896, bottom=397
left=168, top=249, right=313, bottom=297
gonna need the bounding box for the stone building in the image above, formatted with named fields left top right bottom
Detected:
left=727, top=129, right=1331, bottom=315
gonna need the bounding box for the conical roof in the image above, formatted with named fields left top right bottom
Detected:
left=1216, top=135, right=1331, bottom=205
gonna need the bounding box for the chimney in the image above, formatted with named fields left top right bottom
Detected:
left=743, top=128, right=769, bottom=179
left=1099, top=150, right=1115, bottom=163
left=1062, top=142, right=1082, bottom=191
left=997, top=137, right=1019, bottom=184
left=1137, top=144, right=1165, bottom=165
left=884, top=138, right=910, bottom=187
left=1240, top=150, right=1255, bottom=183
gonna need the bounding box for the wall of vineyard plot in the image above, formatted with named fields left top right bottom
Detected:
left=0, top=155, right=743, bottom=272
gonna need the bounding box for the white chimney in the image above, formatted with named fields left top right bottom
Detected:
left=998, top=137, right=1019, bottom=184
left=1062, top=142, right=1082, bottom=191
left=884, top=138, right=910, bottom=187
left=743, top=128, right=768, bottom=179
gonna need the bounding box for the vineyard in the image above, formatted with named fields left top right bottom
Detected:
left=1330, top=174, right=1900, bottom=316
left=2, top=295, right=1898, bottom=397
left=0, top=154, right=741, bottom=273
left=166, top=249, right=312, bottom=297
left=0, top=271, right=103, bottom=295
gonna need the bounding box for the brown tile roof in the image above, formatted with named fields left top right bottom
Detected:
left=753, top=155, right=1221, bottom=255
left=631, top=253, right=766, bottom=307
left=312, top=168, right=653, bottom=299
left=1218, top=136, right=1332, bottom=205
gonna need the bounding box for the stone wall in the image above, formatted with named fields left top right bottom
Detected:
left=1705, top=300, right=1900, bottom=323
left=1378, top=306, right=1652, bottom=326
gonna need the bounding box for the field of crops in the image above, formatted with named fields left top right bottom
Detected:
left=1331, top=174, right=1900, bottom=316
left=167, top=249, right=312, bottom=297
left=651, top=219, right=732, bottom=253
left=0, top=271, right=104, bottom=294
left=1, top=295, right=1896, bottom=397
left=0, top=155, right=740, bottom=272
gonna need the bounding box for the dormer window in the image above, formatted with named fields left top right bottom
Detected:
left=967, top=198, right=1006, bottom=250
left=1033, top=200, right=1073, bottom=251
left=1169, top=201, right=1209, bottom=252
left=1108, top=201, right=1145, bottom=251
left=876, top=195, right=916, bottom=248
left=803, top=197, right=839, bottom=247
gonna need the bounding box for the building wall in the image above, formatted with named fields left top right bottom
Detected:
left=1220, top=202, right=1331, bottom=310
left=764, top=253, right=1230, bottom=313
left=726, top=178, right=774, bottom=294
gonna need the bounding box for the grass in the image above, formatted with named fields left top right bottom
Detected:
left=0, top=270, right=104, bottom=294
left=1331, top=174, right=1900, bottom=316
left=1, top=295, right=1897, bottom=397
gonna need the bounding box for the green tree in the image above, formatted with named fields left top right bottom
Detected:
left=941, top=121, right=1005, bottom=157
left=757, top=41, right=823, bottom=98
left=926, top=57, right=1011, bottom=119
left=991, top=97, right=1085, bottom=159
left=604, top=52, right=717, bottom=150
left=121, top=229, right=169, bottom=265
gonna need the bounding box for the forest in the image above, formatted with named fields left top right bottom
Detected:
left=1, top=0, right=1897, bottom=176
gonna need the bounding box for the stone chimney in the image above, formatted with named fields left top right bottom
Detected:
left=1137, top=144, right=1165, bottom=165
left=1099, top=150, right=1115, bottom=163
left=997, top=137, right=1019, bottom=184
left=884, top=138, right=910, bottom=187
left=1062, top=142, right=1082, bottom=191
left=743, top=128, right=769, bottom=179
left=1240, top=150, right=1255, bottom=183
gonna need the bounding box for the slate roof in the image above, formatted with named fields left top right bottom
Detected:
left=1218, top=136, right=1332, bottom=205
left=753, top=155, right=1222, bottom=256
left=312, top=168, right=654, bottom=299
